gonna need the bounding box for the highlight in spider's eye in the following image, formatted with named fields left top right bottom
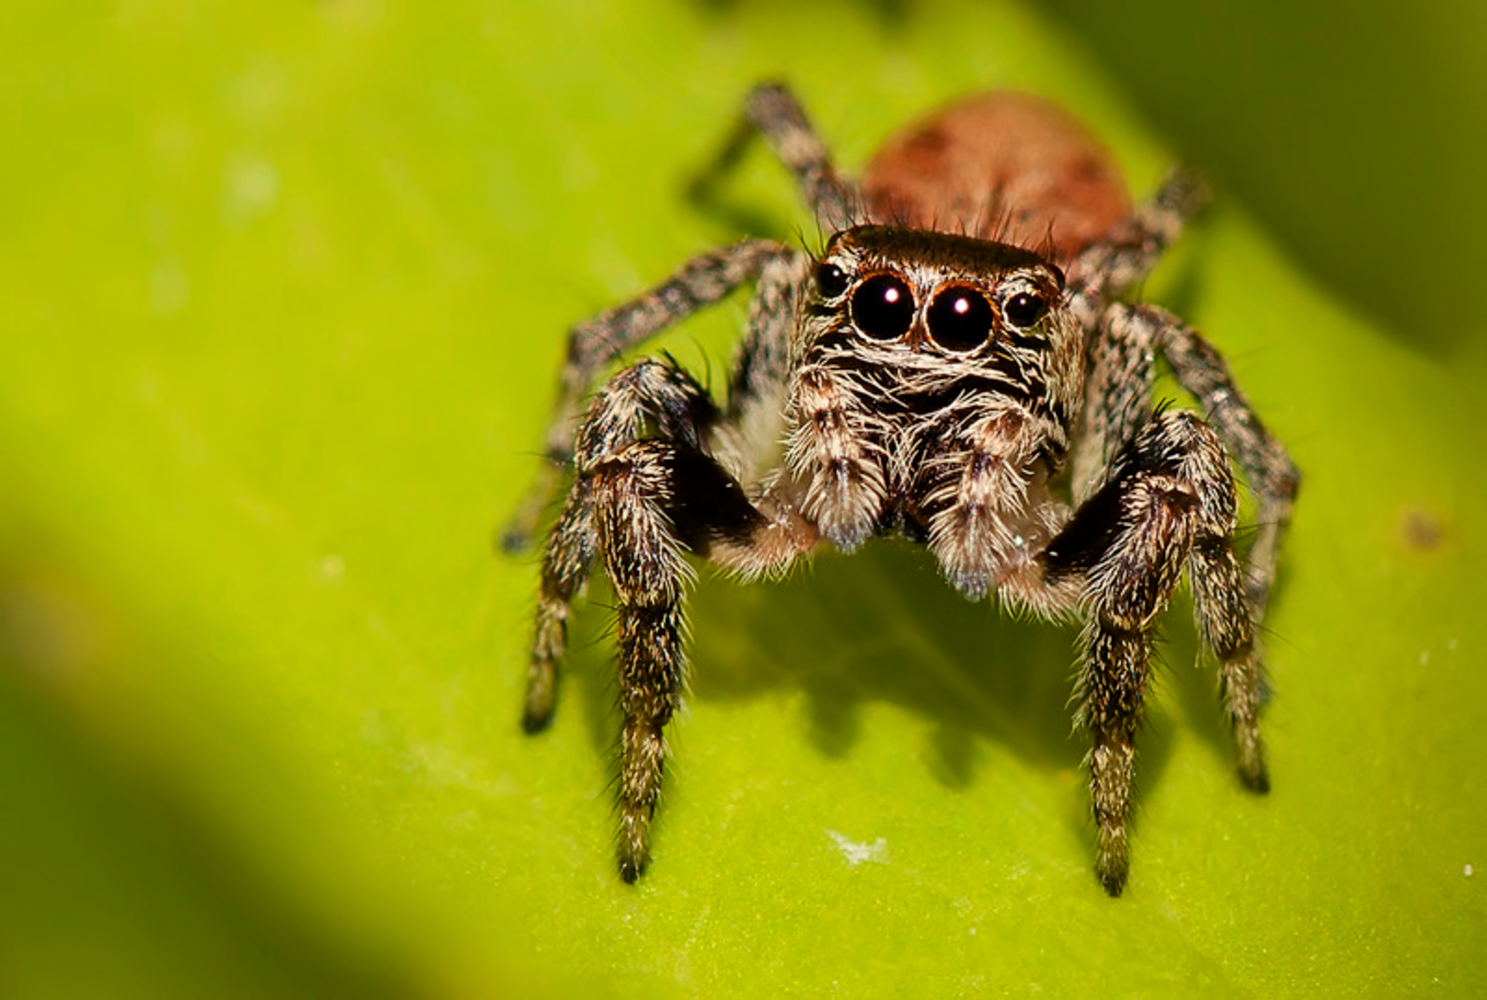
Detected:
left=1003, top=291, right=1048, bottom=329
left=850, top=273, right=915, bottom=341
left=816, top=262, right=849, bottom=298
left=927, top=286, right=995, bottom=351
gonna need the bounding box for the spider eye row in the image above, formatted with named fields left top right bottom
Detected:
left=817, top=262, right=1048, bottom=351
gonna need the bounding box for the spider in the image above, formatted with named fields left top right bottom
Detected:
left=504, top=83, right=1298, bottom=896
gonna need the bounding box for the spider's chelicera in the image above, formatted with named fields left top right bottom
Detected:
left=503, top=84, right=1298, bottom=896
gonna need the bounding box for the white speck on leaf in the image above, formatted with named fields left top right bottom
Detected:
left=1465, top=863, right=1475, bottom=877
left=825, top=829, right=889, bottom=867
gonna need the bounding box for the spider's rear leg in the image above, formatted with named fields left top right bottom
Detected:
left=526, top=477, right=596, bottom=731
left=690, top=81, right=858, bottom=232
left=1063, top=167, right=1210, bottom=341
left=1045, top=408, right=1246, bottom=895
left=1067, top=166, right=1209, bottom=311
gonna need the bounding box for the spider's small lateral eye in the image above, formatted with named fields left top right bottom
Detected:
left=850, top=273, right=915, bottom=342
left=816, top=262, right=849, bottom=299
left=1003, top=291, right=1048, bottom=329
left=927, top=286, right=995, bottom=352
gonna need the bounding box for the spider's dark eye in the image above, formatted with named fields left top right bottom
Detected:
left=816, top=262, right=849, bottom=299
left=1003, top=291, right=1048, bottom=329
left=850, top=273, right=915, bottom=341
left=926, top=286, right=995, bottom=352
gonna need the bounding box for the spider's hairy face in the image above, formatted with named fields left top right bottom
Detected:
left=787, top=225, right=1085, bottom=553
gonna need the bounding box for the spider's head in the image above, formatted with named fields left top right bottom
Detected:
left=810, top=225, right=1067, bottom=358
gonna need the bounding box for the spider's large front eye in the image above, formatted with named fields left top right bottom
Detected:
left=1003, top=290, right=1049, bottom=330
left=850, top=273, right=915, bottom=341
left=927, top=285, right=995, bottom=352
left=816, top=262, right=849, bottom=299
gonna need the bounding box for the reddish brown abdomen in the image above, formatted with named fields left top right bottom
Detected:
left=861, top=91, right=1131, bottom=264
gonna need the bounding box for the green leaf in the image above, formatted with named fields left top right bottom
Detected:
left=2, top=2, right=1483, bottom=997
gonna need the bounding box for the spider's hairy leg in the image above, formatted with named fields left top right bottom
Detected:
left=600, top=438, right=816, bottom=881
left=1145, top=302, right=1297, bottom=788
left=592, top=437, right=692, bottom=883
left=1139, top=304, right=1300, bottom=622
left=690, top=81, right=859, bottom=233
left=536, top=352, right=813, bottom=880
left=1045, top=409, right=1239, bottom=895
left=526, top=479, right=595, bottom=731
left=1066, top=166, right=1208, bottom=313
left=524, top=358, right=719, bottom=734
left=1070, top=304, right=1156, bottom=504
left=924, top=402, right=1052, bottom=600
left=1073, top=302, right=1290, bottom=789
left=1189, top=521, right=1268, bottom=790
left=503, top=239, right=792, bottom=552
left=715, top=249, right=814, bottom=483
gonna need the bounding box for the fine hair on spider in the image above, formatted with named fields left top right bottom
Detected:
left=503, top=82, right=1299, bottom=896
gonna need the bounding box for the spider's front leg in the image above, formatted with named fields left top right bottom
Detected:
left=531, top=358, right=744, bottom=879
left=1044, top=408, right=1246, bottom=895
left=592, top=434, right=694, bottom=882
left=1072, top=302, right=1294, bottom=784
left=533, top=355, right=815, bottom=883
left=526, top=359, right=716, bottom=731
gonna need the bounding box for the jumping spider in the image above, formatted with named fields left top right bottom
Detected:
left=505, top=84, right=1298, bottom=896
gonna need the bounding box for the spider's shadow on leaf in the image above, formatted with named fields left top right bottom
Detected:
left=557, top=538, right=1228, bottom=846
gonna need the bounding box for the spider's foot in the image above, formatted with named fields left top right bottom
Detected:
left=523, top=663, right=559, bottom=735
left=1096, top=825, right=1130, bottom=897
left=617, top=814, right=651, bottom=884
left=1234, top=721, right=1269, bottom=793
left=521, top=706, right=554, bottom=735
left=522, top=671, right=557, bottom=734
left=1089, top=738, right=1135, bottom=897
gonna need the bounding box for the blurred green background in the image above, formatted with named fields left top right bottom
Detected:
left=2, top=1, right=1484, bottom=996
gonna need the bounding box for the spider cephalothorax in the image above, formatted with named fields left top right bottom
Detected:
left=793, top=226, right=1080, bottom=596
left=504, top=84, right=1298, bottom=895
